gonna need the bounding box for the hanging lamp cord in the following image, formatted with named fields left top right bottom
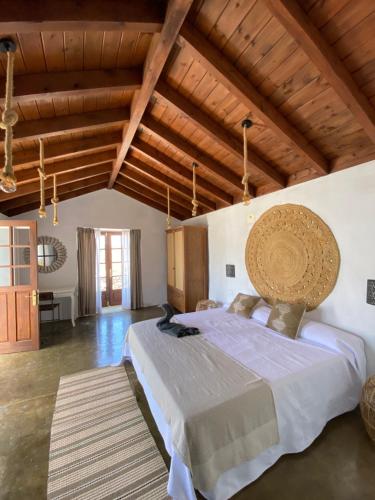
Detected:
left=0, top=47, right=18, bottom=192
left=166, top=186, right=171, bottom=229
left=38, top=138, right=47, bottom=218
left=192, top=162, right=199, bottom=217
left=241, top=119, right=253, bottom=205
left=51, top=174, right=59, bottom=226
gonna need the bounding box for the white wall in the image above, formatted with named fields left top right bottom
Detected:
left=184, top=161, right=375, bottom=375
left=13, top=188, right=179, bottom=308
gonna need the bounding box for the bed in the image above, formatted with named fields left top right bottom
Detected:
left=123, top=306, right=366, bottom=500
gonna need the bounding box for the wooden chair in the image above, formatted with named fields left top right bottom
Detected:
left=39, top=292, right=60, bottom=322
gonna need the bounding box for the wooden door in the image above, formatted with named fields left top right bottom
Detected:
left=174, top=229, right=184, bottom=291
left=100, top=232, right=123, bottom=307
left=167, top=231, right=175, bottom=287
left=0, top=220, right=39, bottom=353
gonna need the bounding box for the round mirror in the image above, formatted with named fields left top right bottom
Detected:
left=34, top=236, right=67, bottom=273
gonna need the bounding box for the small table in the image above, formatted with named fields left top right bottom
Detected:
left=40, top=286, right=77, bottom=327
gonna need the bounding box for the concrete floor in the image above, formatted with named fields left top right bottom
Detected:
left=0, top=309, right=374, bottom=500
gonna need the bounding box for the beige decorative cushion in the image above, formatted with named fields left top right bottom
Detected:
left=266, top=301, right=306, bottom=339
left=227, top=293, right=260, bottom=318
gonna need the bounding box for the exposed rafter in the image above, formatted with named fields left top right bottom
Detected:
left=13, top=133, right=121, bottom=169
left=154, top=80, right=286, bottom=187
left=7, top=109, right=129, bottom=143
left=0, top=163, right=112, bottom=202
left=108, top=0, right=194, bottom=187
left=141, top=115, right=245, bottom=193
left=16, top=151, right=115, bottom=184
left=116, top=177, right=191, bottom=219
left=131, top=139, right=233, bottom=205
left=179, top=22, right=329, bottom=176
left=5, top=181, right=109, bottom=217
left=265, top=0, right=375, bottom=144
left=0, top=70, right=142, bottom=105
left=124, top=156, right=216, bottom=211
left=114, top=183, right=185, bottom=220
left=0, top=0, right=166, bottom=32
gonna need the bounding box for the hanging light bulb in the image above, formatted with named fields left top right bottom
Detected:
left=38, top=138, right=47, bottom=218
left=51, top=174, right=59, bottom=226
left=166, top=186, right=172, bottom=229
left=192, top=162, right=199, bottom=217
left=0, top=38, right=18, bottom=193
left=241, top=118, right=253, bottom=206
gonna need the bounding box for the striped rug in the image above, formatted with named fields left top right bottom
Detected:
left=47, top=366, right=169, bottom=500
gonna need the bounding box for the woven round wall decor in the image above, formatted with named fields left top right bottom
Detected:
left=245, top=204, right=340, bottom=310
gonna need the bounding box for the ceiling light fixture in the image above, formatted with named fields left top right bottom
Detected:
left=241, top=118, right=253, bottom=205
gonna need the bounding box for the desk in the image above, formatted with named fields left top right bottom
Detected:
left=40, top=286, right=77, bottom=327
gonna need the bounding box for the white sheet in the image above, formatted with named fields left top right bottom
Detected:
left=123, top=308, right=365, bottom=500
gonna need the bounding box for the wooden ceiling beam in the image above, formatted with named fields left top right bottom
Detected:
left=0, top=163, right=113, bottom=202
left=131, top=138, right=233, bottom=205
left=179, top=22, right=329, bottom=176
left=114, top=183, right=185, bottom=220
left=13, top=132, right=121, bottom=169
left=108, top=0, right=194, bottom=187
left=0, top=70, right=142, bottom=105
left=141, top=115, right=245, bottom=193
left=1, top=174, right=110, bottom=213
left=7, top=109, right=129, bottom=143
left=116, top=177, right=191, bottom=219
left=16, top=150, right=115, bottom=184
left=154, top=80, right=286, bottom=187
left=5, top=182, right=109, bottom=218
left=0, top=0, right=166, bottom=32
left=124, top=156, right=216, bottom=211
left=119, top=169, right=193, bottom=212
left=265, top=0, right=375, bottom=144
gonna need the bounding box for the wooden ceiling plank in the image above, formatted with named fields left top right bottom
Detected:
left=8, top=108, right=129, bottom=143
left=16, top=150, right=115, bottom=184
left=108, top=0, right=195, bottom=187
left=5, top=181, right=109, bottom=217
left=114, top=182, right=185, bottom=220
left=124, top=156, right=216, bottom=211
left=0, top=0, right=165, bottom=32
left=179, top=22, right=329, bottom=175
left=120, top=168, right=193, bottom=211
left=1, top=174, right=110, bottom=213
left=13, top=132, right=121, bottom=168
left=0, top=163, right=113, bottom=202
left=154, top=80, right=286, bottom=187
left=116, top=176, right=191, bottom=219
left=0, top=69, right=142, bottom=105
left=131, top=138, right=233, bottom=205
left=265, top=0, right=375, bottom=144
left=141, top=114, right=246, bottom=193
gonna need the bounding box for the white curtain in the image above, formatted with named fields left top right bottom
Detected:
left=121, top=230, right=131, bottom=309
left=95, top=229, right=102, bottom=314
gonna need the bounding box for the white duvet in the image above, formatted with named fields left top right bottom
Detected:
left=123, top=307, right=366, bottom=500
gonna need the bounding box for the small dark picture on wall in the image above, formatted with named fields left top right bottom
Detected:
left=367, top=280, right=375, bottom=305
left=226, top=264, right=235, bottom=278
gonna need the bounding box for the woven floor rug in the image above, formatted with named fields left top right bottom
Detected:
left=47, top=366, right=169, bottom=500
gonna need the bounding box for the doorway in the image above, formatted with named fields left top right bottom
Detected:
left=98, top=231, right=124, bottom=308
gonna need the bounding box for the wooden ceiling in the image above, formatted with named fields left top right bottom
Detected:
left=1, top=0, right=375, bottom=218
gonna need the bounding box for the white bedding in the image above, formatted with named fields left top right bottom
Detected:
left=123, top=308, right=366, bottom=500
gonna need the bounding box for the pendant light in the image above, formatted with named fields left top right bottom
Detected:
left=166, top=186, right=172, bottom=229
left=51, top=174, right=59, bottom=226
left=241, top=118, right=253, bottom=205
left=38, top=138, right=47, bottom=218
left=0, top=38, right=18, bottom=193
left=192, top=162, right=199, bottom=217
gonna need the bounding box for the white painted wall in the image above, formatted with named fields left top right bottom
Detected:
left=12, top=188, right=179, bottom=308
left=0, top=213, right=8, bottom=219
left=184, top=162, right=375, bottom=375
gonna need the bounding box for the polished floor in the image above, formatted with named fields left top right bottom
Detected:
left=0, top=309, right=374, bottom=500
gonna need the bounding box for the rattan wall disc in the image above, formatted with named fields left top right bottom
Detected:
left=245, top=204, right=340, bottom=310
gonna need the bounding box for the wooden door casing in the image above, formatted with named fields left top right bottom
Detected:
left=0, top=220, right=39, bottom=354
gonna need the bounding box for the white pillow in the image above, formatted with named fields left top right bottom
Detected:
left=251, top=305, right=271, bottom=325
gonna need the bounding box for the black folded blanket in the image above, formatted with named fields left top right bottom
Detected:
left=156, top=303, right=200, bottom=338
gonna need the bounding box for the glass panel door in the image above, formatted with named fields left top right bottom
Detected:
left=100, top=231, right=123, bottom=307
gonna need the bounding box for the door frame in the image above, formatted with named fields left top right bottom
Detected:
left=101, top=231, right=122, bottom=307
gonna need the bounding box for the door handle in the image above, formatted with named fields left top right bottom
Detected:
left=25, top=290, right=39, bottom=306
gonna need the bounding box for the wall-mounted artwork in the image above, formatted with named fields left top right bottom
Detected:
left=245, top=204, right=340, bottom=311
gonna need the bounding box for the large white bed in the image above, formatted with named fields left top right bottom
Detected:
left=123, top=306, right=366, bottom=500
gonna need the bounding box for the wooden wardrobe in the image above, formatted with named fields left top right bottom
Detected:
left=166, top=226, right=208, bottom=313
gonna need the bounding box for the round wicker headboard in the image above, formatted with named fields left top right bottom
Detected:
left=245, top=204, right=340, bottom=311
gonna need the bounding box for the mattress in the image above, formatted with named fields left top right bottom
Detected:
left=123, top=308, right=365, bottom=500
